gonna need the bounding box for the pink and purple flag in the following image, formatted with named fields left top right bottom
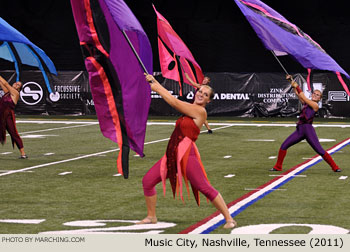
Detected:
left=233, top=0, right=350, bottom=95
left=70, top=0, right=152, bottom=178
left=153, top=5, right=204, bottom=95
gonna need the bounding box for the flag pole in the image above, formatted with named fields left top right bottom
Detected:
left=271, top=50, right=295, bottom=91
left=175, top=55, right=185, bottom=97
left=270, top=50, right=290, bottom=76
left=177, top=56, right=185, bottom=72
left=122, top=30, right=149, bottom=74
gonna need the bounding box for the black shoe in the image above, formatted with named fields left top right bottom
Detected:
left=19, top=155, right=28, bottom=159
left=207, top=129, right=213, bottom=134
left=269, top=168, right=281, bottom=172
left=334, top=169, right=342, bottom=172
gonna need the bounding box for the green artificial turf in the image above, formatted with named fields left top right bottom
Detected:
left=0, top=116, right=349, bottom=234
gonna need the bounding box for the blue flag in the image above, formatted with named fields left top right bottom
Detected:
left=0, top=17, right=57, bottom=94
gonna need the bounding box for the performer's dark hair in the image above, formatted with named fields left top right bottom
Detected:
left=14, top=81, right=23, bottom=92
left=204, top=76, right=211, bottom=83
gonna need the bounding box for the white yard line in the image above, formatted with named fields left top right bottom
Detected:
left=5, top=120, right=98, bottom=137
left=16, top=120, right=98, bottom=125
left=0, top=219, right=45, bottom=224
left=2, top=120, right=347, bottom=178
left=19, top=124, right=96, bottom=135
left=0, top=124, right=236, bottom=177
left=0, top=149, right=118, bottom=177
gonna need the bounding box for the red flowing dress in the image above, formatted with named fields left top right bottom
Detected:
left=142, top=116, right=217, bottom=205
left=0, top=93, right=23, bottom=149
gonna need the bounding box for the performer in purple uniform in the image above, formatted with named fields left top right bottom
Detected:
left=0, top=75, right=27, bottom=159
left=270, top=75, right=341, bottom=172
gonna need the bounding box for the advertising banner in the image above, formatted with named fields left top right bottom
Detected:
left=0, top=70, right=91, bottom=115
left=150, top=72, right=300, bottom=117
left=1, top=70, right=349, bottom=117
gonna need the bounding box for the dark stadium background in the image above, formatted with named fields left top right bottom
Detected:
left=1, top=0, right=349, bottom=75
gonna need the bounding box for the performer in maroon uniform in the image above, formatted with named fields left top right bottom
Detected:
left=271, top=75, right=340, bottom=172
left=0, top=75, right=27, bottom=159
left=138, top=74, right=236, bottom=229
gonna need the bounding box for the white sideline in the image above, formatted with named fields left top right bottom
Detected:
left=17, top=119, right=350, bottom=128
left=10, top=120, right=350, bottom=137
left=147, top=122, right=350, bottom=127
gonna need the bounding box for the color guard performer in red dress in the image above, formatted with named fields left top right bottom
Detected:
left=0, top=75, right=27, bottom=159
left=185, top=72, right=213, bottom=133
left=138, top=74, right=236, bottom=229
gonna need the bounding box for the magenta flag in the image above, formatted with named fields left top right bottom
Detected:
left=153, top=5, right=204, bottom=94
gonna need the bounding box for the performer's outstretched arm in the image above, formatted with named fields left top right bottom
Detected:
left=0, top=75, right=9, bottom=93
left=145, top=74, right=206, bottom=128
left=184, top=72, right=201, bottom=89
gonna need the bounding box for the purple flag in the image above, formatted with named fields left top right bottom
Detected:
left=233, top=0, right=350, bottom=95
left=71, top=0, right=152, bottom=178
